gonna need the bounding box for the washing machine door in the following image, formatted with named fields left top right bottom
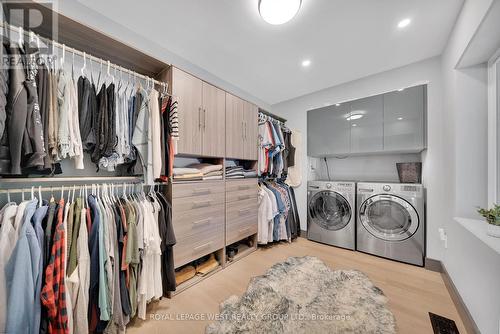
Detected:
left=308, top=191, right=352, bottom=231
left=359, top=194, right=419, bottom=241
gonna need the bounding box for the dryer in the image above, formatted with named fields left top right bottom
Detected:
left=307, top=181, right=356, bottom=250
left=356, top=182, right=425, bottom=266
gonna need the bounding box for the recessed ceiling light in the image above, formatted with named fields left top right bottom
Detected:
left=346, top=114, right=363, bottom=121
left=398, top=88, right=405, bottom=92
left=259, top=0, right=302, bottom=25
left=397, top=117, right=403, bottom=121
left=301, top=59, right=311, bottom=67
left=397, top=18, right=411, bottom=29
left=352, top=123, right=357, bottom=127
left=335, top=103, right=341, bottom=106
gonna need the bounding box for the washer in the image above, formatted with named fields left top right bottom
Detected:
left=307, top=181, right=356, bottom=250
left=356, top=182, right=425, bottom=266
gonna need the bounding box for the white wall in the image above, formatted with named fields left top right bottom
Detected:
left=310, top=154, right=421, bottom=183
left=54, top=1, right=271, bottom=111
left=272, top=56, right=445, bottom=260
left=440, top=0, right=499, bottom=333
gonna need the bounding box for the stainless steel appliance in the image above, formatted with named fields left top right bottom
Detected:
left=307, top=181, right=356, bottom=250
left=356, top=182, right=425, bottom=266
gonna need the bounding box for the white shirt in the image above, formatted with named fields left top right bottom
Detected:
left=258, top=188, right=273, bottom=244
left=0, top=203, right=19, bottom=333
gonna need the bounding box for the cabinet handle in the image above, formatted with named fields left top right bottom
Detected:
left=193, top=188, right=211, bottom=195
left=241, top=121, right=244, bottom=140
left=198, top=107, right=202, bottom=129
left=203, top=108, right=207, bottom=130
left=193, top=242, right=213, bottom=253
left=244, top=122, right=247, bottom=140
left=193, top=200, right=211, bottom=208
left=193, top=218, right=211, bottom=227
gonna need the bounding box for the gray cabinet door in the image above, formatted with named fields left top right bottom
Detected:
left=350, top=95, right=384, bottom=153
left=383, top=86, right=425, bottom=151
left=307, top=104, right=351, bottom=156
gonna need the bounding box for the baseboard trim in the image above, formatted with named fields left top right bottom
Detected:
left=440, top=262, right=481, bottom=334
left=425, top=257, right=443, bottom=272
left=299, top=230, right=307, bottom=238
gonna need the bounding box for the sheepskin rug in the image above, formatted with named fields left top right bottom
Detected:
left=206, top=256, right=396, bottom=334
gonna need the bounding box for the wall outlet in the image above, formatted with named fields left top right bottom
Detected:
left=438, top=228, right=448, bottom=249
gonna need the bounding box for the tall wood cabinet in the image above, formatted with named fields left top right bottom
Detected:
left=225, top=93, right=258, bottom=160
left=171, top=67, right=225, bottom=157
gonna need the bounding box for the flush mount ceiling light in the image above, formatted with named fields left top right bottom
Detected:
left=397, top=18, right=411, bottom=29
left=301, top=59, right=311, bottom=67
left=346, top=113, right=364, bottom=121
left=259, top=0, right=302, bottom=25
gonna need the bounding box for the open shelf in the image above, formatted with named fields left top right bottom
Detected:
left=225, top=234, right=258, bottom=266
left=170, top=249, right=224, bottom=297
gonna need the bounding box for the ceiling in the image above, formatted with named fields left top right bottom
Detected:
left=77, top=0, right=464, bottom=105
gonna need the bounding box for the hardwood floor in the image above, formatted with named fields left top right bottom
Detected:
left=127, top=238, right=466, bottom=334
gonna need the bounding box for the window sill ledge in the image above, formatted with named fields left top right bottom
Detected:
left=454, top=217, right=500, bottom=255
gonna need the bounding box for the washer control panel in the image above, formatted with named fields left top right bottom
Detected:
left=383, top=185, right=392, bottom=192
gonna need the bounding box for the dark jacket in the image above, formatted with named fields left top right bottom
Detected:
left=0, top=43, right=10, bottom=173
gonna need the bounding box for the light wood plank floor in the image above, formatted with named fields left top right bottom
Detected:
left=128, top=238, right=466, bottom=333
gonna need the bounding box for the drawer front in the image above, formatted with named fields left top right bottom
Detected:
left=173, top=192, right=225, bottom=213
left=172, top=181, right=225, bottom=199
left=226, top=198, right=258, bottom=245
left=226, top=187, right=258, bottom=204
left=225, top=179, right=258, bottom=193
left=226, top=215, right=258, bottom=245
left=172, top=204, right=224, bottom=240
left=173, top=225, right=224, bottom=268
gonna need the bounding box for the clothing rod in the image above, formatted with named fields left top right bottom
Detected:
left=0, top=182, right=168, bottom=195
left=0, top=176, right=143, bottom=183
left=0, top=21, right=170, bottom=88
left=259, top=109, right=287, bottom=123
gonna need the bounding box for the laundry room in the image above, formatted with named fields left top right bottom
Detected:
left=1, top=1, right=499, bottom=334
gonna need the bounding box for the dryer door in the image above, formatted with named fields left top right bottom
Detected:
left=308, top=191, right=352, bottom=231
left=359, top=194, right=419, bottom=241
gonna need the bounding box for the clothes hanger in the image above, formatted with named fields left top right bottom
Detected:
left=38, top=186, right=42, bottom=208
left=18, top=27, right=24, bottom=52
left=6, top=189, right=10, bottom=203
left=81, top=52, right=87, bottom=78
left=60, top=44, right=66, bottom=71
left=60, top=185, right=64, bottom=201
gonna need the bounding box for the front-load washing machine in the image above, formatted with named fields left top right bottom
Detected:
left=307, top=181, right=356, bottom=250
left=356, top=182, right=425, bottom=266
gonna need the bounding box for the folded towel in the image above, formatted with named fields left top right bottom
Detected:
left=226, top=175, right=244, bottom=179
left=173, top=167, right=201, bottom=176
left=203, top=175, right=223, bottom=180
left=204, top=170, right=223, bottom=177
left=174, top=172, right=204, bottom=181
left=243, top=170, right=257, bottom=178
left=187, top=163, right=223, bottom=175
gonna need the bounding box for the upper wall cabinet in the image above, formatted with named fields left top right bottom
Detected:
left=383, top=85, right=425, bottom=152
left=226, top=93, right=258, bottom=160
left=350, top=95, right=384, bottom=154
left=307, top=104, right=350, bottom=156
left=172, top=67, right=225, bottom=157
left=307, top=84, right=427, bottom=157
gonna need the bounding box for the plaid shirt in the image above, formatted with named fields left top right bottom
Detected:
left=41, top=199, right=69, bottom=334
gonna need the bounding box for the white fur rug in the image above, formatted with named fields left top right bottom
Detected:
left=206, top=256, right=396, bottom=334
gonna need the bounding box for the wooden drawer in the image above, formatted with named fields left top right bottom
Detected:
left=173, top=225, right=224, bottom=268
left=172, top=192, right=224, bottom=213
left=172, top=181, right=225, bottom=199
left=226, top=215, right=258, bottom=245
left=226, top=198, right=258, bottom=245
left=172, top=204, right=224, bottom=240
left=225, top=179, right=257, bottom=193
left=226, top=187, right=258, bottom=204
